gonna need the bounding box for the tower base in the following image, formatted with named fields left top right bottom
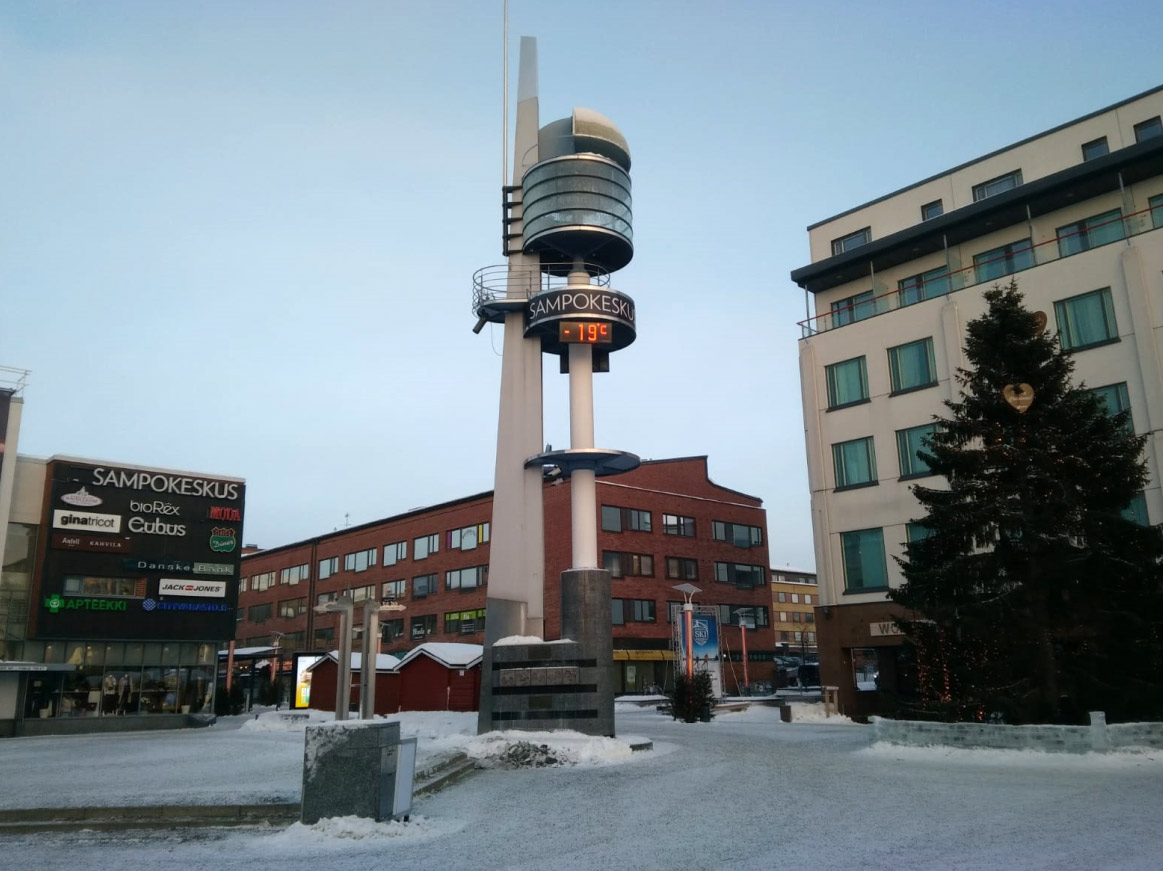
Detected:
left=478, top=569, right=614, bottom=737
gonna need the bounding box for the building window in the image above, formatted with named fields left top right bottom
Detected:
left=601, top=506, right=652, bottom=533
left=382, top=579, right=406, bottom=601
left=313, top=627, right=334, bottom=648
left=831, top=227, right=871, bottom=255
left=251, top=571, right=275, bottom=592
left=712, top=521, right=763, bottom=547
left=713, top=562, right=766, bottom=588
left=1134, top=116, right=1162, bottom=143
left=662, top=514, right=696, bottom=537
left=410, top=615, right=436, bottom=640
left=62, top=576, right=138, bottom=598
left=350, top=583, right=376, bottom=603
left=239, top=577, right=248, bottom=593
left=1057, top=209, right=1125, bottom=257
left=445, top=609, right=486, bottom=635
left=280, top=564, right=308, bottom=586
left=825, top=357, right=869, bottom=409
left=792, top=612, right=803, bottom=623
left=449, top=523, right=489, bottom=551
left=974, top=238, right=1034, bottom=283
left=897, top=424, right=938, bottom=479
left=383, top=541, right=407, bottom=566
left=972, top=169, right=1022, bottom=202
left=1055, top=288, right=1118, bottom=351
left=719, top=605, right=769, bottom=627
left=381, top=619, right=404, bottom=642
left=414, top=533, right=439, bottom=560
left=249, top=603, right=272, bottom=624
left=906, top=522, right=933, bottom=543
left=318, top=557, right=338, bottom=580
left=777, top=591, right=786, bottom=603
left=412, top=573, right=437, bottom=598
left=832, top=437, right=877, bottom=490
left=278, top=597, right=307, bottom=619
left=898, top=265, right=950, bottom=307
left=611, top=598, right=656, bottom=625
left=665, top=556, right=699, bottom=580
left=446, top=565, right=488, bottom=591
left=603, top=551, right=653, bottom=578
left=1091, top=382, right=1133, bottom=431
left=1081, top=137, right=1109, bottom=161
left=921, top=199, right=943, bottom=221
left=831, top=289, right=877, bottom=327
left=1122, top=493, right=1150, bottom=526
left=840, top=528, right=888, bottom=592
left=1149, top=194, right=1163, bottom=229
left=888, top=338, right=937, bottom=394
left=344, top=548, right=376, bottom=573
left=316, top=591, right=337, bottom=606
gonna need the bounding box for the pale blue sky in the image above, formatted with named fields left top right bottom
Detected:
left=3, top=1, right=1162, bottom=570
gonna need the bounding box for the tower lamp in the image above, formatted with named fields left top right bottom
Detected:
left=313, top=595, right=354, bottom=721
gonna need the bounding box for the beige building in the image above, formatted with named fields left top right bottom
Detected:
left=769, top=569, right=817, bottom=658
left=791, top=85, right=1163, bottom=717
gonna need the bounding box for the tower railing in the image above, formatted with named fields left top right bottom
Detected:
left=472, top=262, right=612, bottom=316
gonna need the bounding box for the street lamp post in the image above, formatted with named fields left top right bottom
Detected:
left=735, top=608, right=754, bottom=696
left=360, top=600, right=406, bottom=719
left=672, top=584, right=702, bottom=680
left=314, top=596, right=354, bottom=721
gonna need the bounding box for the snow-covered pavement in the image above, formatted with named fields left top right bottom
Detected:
left=2, top=703, right=1161, bottom=870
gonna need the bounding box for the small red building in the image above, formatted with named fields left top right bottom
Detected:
left=305, top=651, right=401, bottom=716
left=396, top=643, right=482, bottom=713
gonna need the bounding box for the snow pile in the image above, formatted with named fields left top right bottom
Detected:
left=264, top=814, right=461, bottom=846
left=787, top=702, right=857, bottom=724
left=493, top=635, right=574, bottom=646
left=464, top=728, right=635, bottom=767
left=238, top=709, right=335, bottom=732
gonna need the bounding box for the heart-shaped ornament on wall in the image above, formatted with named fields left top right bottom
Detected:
left=1002, top=383, right=1034, bottom=413
left=1032, top=311, right=1047, bottom=335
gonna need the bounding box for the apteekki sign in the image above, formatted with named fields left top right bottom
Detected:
left=36, top=460, right=246, bottom=641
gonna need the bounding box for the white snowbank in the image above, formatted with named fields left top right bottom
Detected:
left=259, top=814, right=463, bottom=847
left=861, top=742, right=1163, bottom=768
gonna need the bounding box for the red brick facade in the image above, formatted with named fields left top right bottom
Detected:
left=235, top=457, right=775, bottom=693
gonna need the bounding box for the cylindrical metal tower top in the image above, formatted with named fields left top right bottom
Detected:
left=520, top=108, right=633, bottom=276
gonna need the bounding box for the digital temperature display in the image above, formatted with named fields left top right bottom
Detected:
left=558, top=321, right=613, bottom=344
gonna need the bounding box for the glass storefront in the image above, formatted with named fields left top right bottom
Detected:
left=21, top=639, right=218, bottom=719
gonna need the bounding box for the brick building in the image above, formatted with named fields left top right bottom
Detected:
left=235, top=456, right=775, bottom=695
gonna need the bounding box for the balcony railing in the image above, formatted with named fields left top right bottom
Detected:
left=798, top=203, right=1162, bottom=337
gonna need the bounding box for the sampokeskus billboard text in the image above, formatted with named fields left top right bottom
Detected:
left=91, top=467, right=241, bottom=501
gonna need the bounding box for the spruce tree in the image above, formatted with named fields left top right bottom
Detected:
left=890, top=281, right=1163, bottom=724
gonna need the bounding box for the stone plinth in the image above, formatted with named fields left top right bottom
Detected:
left=301, top=720, right=411, bottom=824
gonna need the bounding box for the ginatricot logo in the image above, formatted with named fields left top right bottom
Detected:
left=61, top=487, right=103, bottom=507
left=52, top=509, right=122, bottom=533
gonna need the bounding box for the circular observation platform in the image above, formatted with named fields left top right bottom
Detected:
left=524, top=448, right=640, bottom=478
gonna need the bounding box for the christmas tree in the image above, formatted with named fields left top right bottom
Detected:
left=890, top=281, right=1163, bottom=724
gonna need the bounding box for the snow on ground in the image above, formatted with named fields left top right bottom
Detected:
left=2, top=703, right=1161, bottom=870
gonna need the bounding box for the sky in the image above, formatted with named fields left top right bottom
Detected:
left=2, top=705, right=1161, bottom=869
left=3, top=1, right=1163, bottom=571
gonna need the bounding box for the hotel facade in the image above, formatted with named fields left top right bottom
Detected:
left=791, top=85, right=1163, bottom=717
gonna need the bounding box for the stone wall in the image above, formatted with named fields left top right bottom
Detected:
left=870, top=713, right=1163, bottom=754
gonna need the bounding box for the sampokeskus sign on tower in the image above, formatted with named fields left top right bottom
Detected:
left=36, top=459, right=246, bottom=641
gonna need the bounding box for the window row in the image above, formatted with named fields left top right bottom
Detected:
left=832, top=424, right=939, bottom=490
left=839, top=497, right=1151, bottom=592
left=825, top=338, right=938, bottom=409
left=774, top=591, right=813, bottom=605
left=308, top=523, right=492, bottom=580
left=602, top=505, right=766, bottom=548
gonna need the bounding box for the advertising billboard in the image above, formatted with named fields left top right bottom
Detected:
left=292, top=652, right=326, bottom=710
left=35, top=460, right=246, bottom=641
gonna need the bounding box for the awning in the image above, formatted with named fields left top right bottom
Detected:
left=612, top=650, right=675, bottom=662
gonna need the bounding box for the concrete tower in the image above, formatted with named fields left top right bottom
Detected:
left=474, top=37, right=638, bottom=736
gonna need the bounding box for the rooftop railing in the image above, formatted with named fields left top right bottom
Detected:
left=798, top=202, right=1162, bottom=337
